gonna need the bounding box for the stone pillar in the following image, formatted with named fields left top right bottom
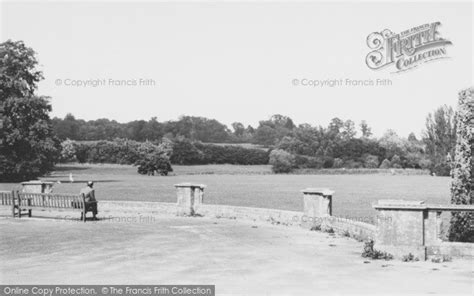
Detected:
left=424, top=210, right=443, bottom=247
left=373, top=200, right=427, bottom=260
left=21, top=181, right=54, bottom=193
left=301, top=188, right=334, bottom=228
left=174, top=183, right=206, bottom=216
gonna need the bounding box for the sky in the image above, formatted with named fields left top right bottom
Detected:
left=1, top=0, right=472, bottom=138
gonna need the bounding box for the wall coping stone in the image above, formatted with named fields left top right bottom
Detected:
left=174, top=183, right=206, bottom=189
left=301, top=188, right=335, bottom=196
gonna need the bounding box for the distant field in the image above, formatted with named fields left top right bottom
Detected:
left=0, top=163, right=451, bottom=223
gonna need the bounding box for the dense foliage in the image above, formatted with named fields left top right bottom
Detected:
left=449, top=88, right=473, bottom=242
left=52, top=115, right=232, bottom=143
left=134, top=141, right=173, bottom=176
left=269, top=149, right=296, bottom=173
left=0, top=40, right=60, bottom=181
left=52, top=111, right=456, bottom=172
left=166, top=139, right=269, bottom=165
left=66, top=138, right=268, bottom=166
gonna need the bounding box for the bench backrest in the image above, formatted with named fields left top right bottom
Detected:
left=0, top=191, right=14, bottom=206
left=17, top=192, right=85, bottom=209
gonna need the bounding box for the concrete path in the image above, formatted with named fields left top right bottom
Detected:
left=0, top=214, right=472, bottom=295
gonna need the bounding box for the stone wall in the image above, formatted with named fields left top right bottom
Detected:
left=99, top=200, right=376, bottom=240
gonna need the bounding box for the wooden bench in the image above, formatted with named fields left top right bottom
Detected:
left=11, top=192, right=97, bottom=222
left=0, top=191, right=15, bottom=217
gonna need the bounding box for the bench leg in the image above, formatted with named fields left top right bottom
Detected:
left=28, top=209, right=32, bottom=217
left=82, top=210, right=86, bottom=222
left=18, top=207, right=21, bottom=218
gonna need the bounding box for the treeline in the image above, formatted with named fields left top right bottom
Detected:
left=63, top=139, right=269, bottom=166
left=53, top=109, right=457, bottom=175
left=52, top=115, right=232, bottom=143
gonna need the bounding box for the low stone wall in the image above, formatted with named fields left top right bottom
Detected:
left=100, top=200, right=304, bottom=227
left=200, top=204, right=303, bottom=226
left=427, top=242, right=473, bottom=258
left=100, top=200, right=177, bottom=216
left=100, top=200, right=376, bottom=240
left=324, top=216, right=376, bottom=241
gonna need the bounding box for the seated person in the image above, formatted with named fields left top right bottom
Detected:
left=79, top=181, right=98, bottom=220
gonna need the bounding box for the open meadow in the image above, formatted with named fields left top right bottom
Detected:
left=0, top=164, right=451, bottom=223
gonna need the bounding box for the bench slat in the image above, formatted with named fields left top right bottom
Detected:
left=17, top=193, right=84, bottom=210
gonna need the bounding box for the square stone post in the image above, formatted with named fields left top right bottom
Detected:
left=424, top=210, right=443, bottom=247
left=373, top=200, right=427, bottom=260
left=301, top=188, right=334, bottom=228
left=174, top=183, right=206, bottom=216
left=21, top=181, right=54, bottom=193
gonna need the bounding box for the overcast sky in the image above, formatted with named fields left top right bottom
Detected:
left=1, top=1, right=472, bottom=137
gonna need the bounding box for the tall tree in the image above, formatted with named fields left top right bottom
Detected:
left=0, top=40, right=59, bottom=181
left=449, top=88, right=473, bottom=242
left=341, top=120, right=356, bottom=140
left=231, top=122, right=245, bottom=137
left=360, top=120, right=373, bottom=138
left=423, top=105, right=457, bottom=175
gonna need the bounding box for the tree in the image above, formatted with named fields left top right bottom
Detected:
left=378, top=130, right=406, bottom=160
left=333, top=158, right=344, bottom=168
left=254, top=125, right=279, bottom=146
left=407, top=132, right=418, bottom=142
left=341, top=120, right=356, bottom=140
left=364, top=154, right=379, bottom=168
left=379, top=159, right=391, bottom=169
left=0, top=40, right=43, bottom=100
left=328, top=117, right=344, bottom=137
left=135, top=154, right=172, bottom=176
left=60, top=139, right=77, bottom=162
left=53, top=113, right=81, bottom=140
left=360, top=121, right=373, bottom=138
left=423, top=105, right=457, bottom=176
left=231, top=122, right=245, bottom=137
left=134, top=141, right=173, bottom=176
left=390, top=155, right=402, bottom=168
left=449, top=88, right=473, bottom=242
left=269, top=149, right=295, bottom=173
left=253, top=115, right=295, bottom=146
left=0, top=40, right=60, bottom=181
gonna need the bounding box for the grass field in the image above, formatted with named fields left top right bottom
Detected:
left=0, top=163, right=451, bottom=223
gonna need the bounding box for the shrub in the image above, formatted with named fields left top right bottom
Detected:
left=269, top=149, right=296, bottom=173
left=194, top=142, right=269, bottom=165
left=135, top=154, right=172, bottom=176
left=344, top=160, right=364, bottom=169
left=364, top=154, right=379, bottom=168
left=401, top=253, right=419, bottom=262
left=323, top=227, right=335, bottom=234
left=332, top=158, right=344, bottom=168
left=390, top=154, right=402, bottom=168
left=294, top=154, right=323, bottom=169
left=170, top=140, right=269, bottom=165
left=431, top=162, right=451, bottom=176
left=361, top=240, right=393, bottom=260
left=170, top=139, right=203, bottom=165
left=379, top=159, right=391, bottom=169
left=322, top=157, right=335, bottom=168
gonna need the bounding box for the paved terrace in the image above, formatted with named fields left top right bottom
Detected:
left=0, top=209, right=472, bottom=295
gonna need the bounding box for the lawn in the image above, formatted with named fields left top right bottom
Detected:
left=0, top=164, right=451, bottom=223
